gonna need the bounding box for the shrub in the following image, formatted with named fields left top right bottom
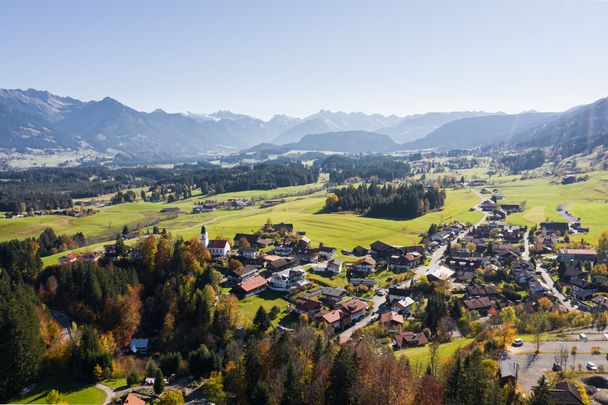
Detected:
left=127, top=371, right=140, bottom=387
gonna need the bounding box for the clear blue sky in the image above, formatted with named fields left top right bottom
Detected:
left=1, top=0, right=607, bottom=119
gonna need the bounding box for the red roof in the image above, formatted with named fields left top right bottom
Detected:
left=124, top=394, right=145, bottom=405
left=355, top=256, right=376, bottom=267
left=320, top=309, right=345, bottom=324
left=233, top=275, right=267, bottom=294
left=380, top=311, right=404, bottom=325
left=394, top=331, right=428, bottom=347
left=339, top=298, right=369, bottom=315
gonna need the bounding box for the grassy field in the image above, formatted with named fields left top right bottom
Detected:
left=395, top=337, right=474, bottom=369
left=237, top=289, right=291, bottom=326
left=476, top=171, right=608, bottom=243
left=12, top=376, right=106, bottom=405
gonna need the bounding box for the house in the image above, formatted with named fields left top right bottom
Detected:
left=268, top=267, right=309, bottom=292
left=467, top=285, right=498, bottom=297
left=350, top=278, right=376, bottom=287
left=60, top=252, right=79, bottom=264
left=326, top=259, right=343, bottom=274
left=129, top=338, right=150, bottom=355
left=499, top=360, right=519, bottom=385
left=353, top=245, right=369, bottom=257
left=81, top=251, right=102, bottom=263
left=462, top=297, right=494, bottom=315
left=570, top=277, right=597, bottom=300
left=233, top=233, right=261, bottom=248
left=267, top=257, right=296, bottom=272
left=239, top=247, right=259, bottom=260
left=426, top=266, right=455, bottom=282
left=272, top=222, right=294, bottom=234
left=123, top=393, right=145, bottom=405
left=380, top=311, right=404, bottom=329
left=337, top=298, right=369, bottom=323
left=390, top=252, right=423, bottom=271
left=549, top=381, right=585, bottom=405
left=591, top=296, right=608, bottom=312
left=500, top=203, right=523, bottom=213
left=352, top=256, right=376, bottom=273
left=388, top=287, right=410, bottom=303
left=231, top=275, right=268, bottom=298
left=316, top=309, right=347, bottom=331
left=455, top=270, right=475, bottom=283
left=274, top=244, right=294, bottom=256
left=321, top=287, right=348, bottom=307
left=370, top=240, right=400, bottom=258
left=294, top=296, right=323, bottom=316
left=541, top=222, right=570, bottom=235
left=392, top=297, right=415, bottom=315
left=393, top=331, right=428, bottom=348
left=529, top=280, right=549, bottom=296
left=510, top=260, right=536, bottom=285
left=557, top=248, right=597, bottom=264
left=208, top=239, right=231, bottom=257
left=228, top=265, right=258, bottom=283
left=479, top=200, right=498, bottom=211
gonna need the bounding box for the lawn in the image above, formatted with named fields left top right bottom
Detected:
left=237, top=289, right=291, bottom=326
left=12, top=376, right=106, bottom=405
left=395, top=338, right=474, bottom=369
left=100, top=378, right=127, bottom=390
left=475, top=171, right=608, bottom=243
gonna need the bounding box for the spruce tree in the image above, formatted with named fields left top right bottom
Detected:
left=326, top=347, right=356, bottom=405
left=528, top=375, right=554, bottom=405
left=154, top=368, right=165, bottom=395
left=253, top=306, right=271, bottom=333
left=251, top=381, right=270, bottom=405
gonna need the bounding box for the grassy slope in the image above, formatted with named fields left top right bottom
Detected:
left=395, top=337, right=474, bottom=369
left=12, top=376, right=106, bottom=405
left=480, top=171, right=608, bottom=242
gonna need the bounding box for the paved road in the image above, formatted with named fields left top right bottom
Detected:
left=338, top=294, right=386, bottom=339
left=96, top=383, right=115, bottom=405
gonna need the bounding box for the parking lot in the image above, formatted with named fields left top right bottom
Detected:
left=507, top=329, right=608, bottom=390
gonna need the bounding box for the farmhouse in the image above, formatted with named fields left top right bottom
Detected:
left=352, top=256, right=376, bottom=273
left=557, top=248, right=597, bottom=264
left=540, top=222, right=569, bottom=235
left=321, top=287, right=348, bottom=307
left=294, top=296, right=323, bottom=316
left=426, top=266, right=455, bottom=282
left=228, top=265, right=258, bottom=283
left=462, top=297, right=494, bottom=315
left=380, top=311, right=404, bottom=329
left=326, top=258, right=343, bottom=274
left=393, top=331, right=428, bottom=348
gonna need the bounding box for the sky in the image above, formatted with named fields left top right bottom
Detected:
left=1, top=0, right=608, bottom=120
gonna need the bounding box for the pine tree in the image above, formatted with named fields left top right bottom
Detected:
left=115, top=234, right=126, bottom=256
left=528, top=375, right=554, bottom=405
left=281, top=362, right=304, bottom=405
left=251, top=381, right=270, bottom=405
left=253, top=306, right=271, bottom=333
left=326, top=347, right=356, bottom=405
left=154, top=368, right=165, bottom=395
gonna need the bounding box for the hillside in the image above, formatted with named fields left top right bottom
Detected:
left=513, top=97, right=608, bottom=156
left=405, top=112, right=557, bottom=150
left=376, top=111, right=498, bottom=143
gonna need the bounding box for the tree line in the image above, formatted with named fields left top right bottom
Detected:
left=325, top=182, right=446, bottom=219
left=314, top=155, right=411, bottom=183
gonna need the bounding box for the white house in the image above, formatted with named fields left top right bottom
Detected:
left=239, top=247, right=259, bottom=260
left=268, top=267, right=309, bottom=291
left=326, top=259, right=343, bottom=274
left=208, top=239, right=231, bottom=257
left=392, top=297, right=415, bottom=315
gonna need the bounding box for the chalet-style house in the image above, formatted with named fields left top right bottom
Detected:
left=228, top=265, right=258, bottom=284
left=316, top=309, right=347, bottom=331
left=231, top=275, right=268, bottom=298
left=267, top=257, right=297, bottom=272
left=388, top=286, right=410, bottom=303
left=352, top=256, right=376, bottom=273
left=294, top=296, right=323, bottom=316
left=426, top=266, right=455, bottom=282
left=337, top=298, right=369, bottom=323
left=370, top=240, right=401, bottom=258
left=541, top=222, right=570, bottom=235
left=380, top=311, right=404, bottom=329
left=268, top=267, right=309, bottom=292
left=467, top=285, right=498, bottom=297
left=570, top=277, right=597, bottom=300
left=321, top=287, right=348, bottom=307
left=326, top=259, right=343, bottom=274
left=353, top=245, right=369, bottom=256
left=462, top=296, right=494, bottom=315
left=239, top=247, right=259, bottom=260
left=390, top=252, right=423, bottom=271
left=393, top=331, right=428, bottom=349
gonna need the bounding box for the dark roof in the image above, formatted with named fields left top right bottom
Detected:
left=230, top=265, right=257, bottom=278
left=463, top=296, right=494, bottom=311
left=549, top=381, right=584, bottom=405
left=208, top=239, right=229, bottom=249
left=321, top=287, right=347, bottom=298
left=467, top=285, right=498, bottom=296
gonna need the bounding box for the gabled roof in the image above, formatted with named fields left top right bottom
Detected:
left=233, top=275, right=267, bottom=293
left=320, top=309, right=345, bottom=324
left=124, top=393, right=145, bottom=405
left=339, top=298, right=369, bottom=314
left=354, top=256, right=376, bottom=267
left=463, top=296, right=494, bottom=311
left=380, top=311, right=404, bottom=325
left=208, top=239, right=230, bottom=249
left=549, top=381, right=584, bottom=405
left=394, top=331, right=428, bottom=346
left=321, top=286, right=347, bottom=298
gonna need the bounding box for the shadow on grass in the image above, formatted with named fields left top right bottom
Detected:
left=12, top=374, right=96, bottom=404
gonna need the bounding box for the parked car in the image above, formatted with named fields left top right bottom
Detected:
left=512, top=338, right=523, bottom=347
left=586, top=362, right=598, bottom=371
left=552, top=363, right=562, bottom=372
left=579, top=333, right=588, bottom=341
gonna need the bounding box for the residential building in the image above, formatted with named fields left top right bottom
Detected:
left=268, top=267, right=309, bottom=292
left=321, top=287, right=348, bottom=307
left=352, top=256, right=376, bottom=273
left=557, top=248, right=597, bottom=264
left=231, top=275, right=268, bottom=299
left=129, top=338, right=150, bottom=355
left=294, top=296, right=323, bottom=316
left=380, top=311, right=404, bottom=329
left=326, top=259, right=343, bottom=274
left=393, top=331, right=428, bottom=348
left=228, top=265, right=258, bottom=284
left=337, top=298, right=369, bottom=323
left=462, top=297, right=494, bottom=315
left=392, top=297, right=415, bottom=315
left=426, top=266, right=455, bottom=282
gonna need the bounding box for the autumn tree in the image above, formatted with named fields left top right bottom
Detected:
left=253, top=306, right=271, bottom=333
left=159, top=390, right=184, bottom=405
left=326, top=347, right=356, bottom=405
left=598, top=231, right=608, bottom=263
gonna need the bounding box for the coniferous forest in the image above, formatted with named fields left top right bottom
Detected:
left=325, top=182, right=446, bottom=219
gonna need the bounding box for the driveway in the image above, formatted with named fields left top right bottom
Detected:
left=338, top=294, right=386, bottom=339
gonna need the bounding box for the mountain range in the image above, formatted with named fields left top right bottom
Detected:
left=1, top=88, right=607, bottom=161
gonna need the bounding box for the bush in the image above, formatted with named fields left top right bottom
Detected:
left=159, top=352, right=184, bottom=376
left=592, top=346, right=602, bottom=355
left=127, top=371, right=140, bottom=387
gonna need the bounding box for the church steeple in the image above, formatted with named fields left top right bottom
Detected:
left=200, top=225, right=209, bottom=247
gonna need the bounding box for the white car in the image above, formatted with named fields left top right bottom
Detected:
left=512, top=338, right=523, bottom=347
left=587, top=362, right=598, bottom=371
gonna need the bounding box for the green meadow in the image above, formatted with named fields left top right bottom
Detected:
left=396, top=337, right=475, bottom=370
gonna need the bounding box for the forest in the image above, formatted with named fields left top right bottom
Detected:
left=314, top=155, right=411, bottom=183
left=498, top=149, right=546, bottom=174
left=0, top=162, right=319, bottom=211
left=325, top=182, right=446, bottom=219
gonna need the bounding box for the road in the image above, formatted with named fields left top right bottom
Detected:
left=338, top=293, right=386, bottom=339
left=95, top=383, right=115, bottom=405
left=522, top=231, right=574, bottom=311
